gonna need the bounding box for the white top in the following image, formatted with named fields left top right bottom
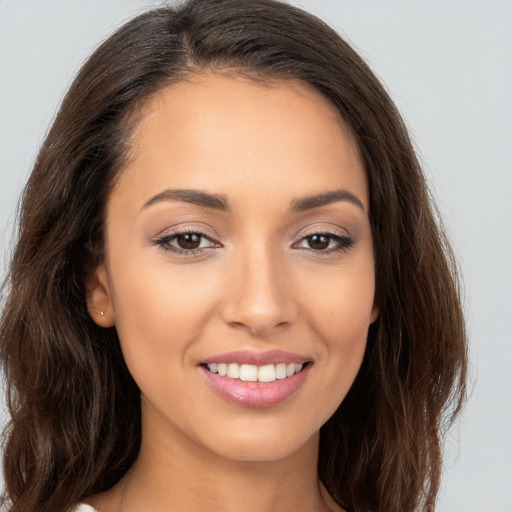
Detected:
left=73, top=504, right=97, bottom=512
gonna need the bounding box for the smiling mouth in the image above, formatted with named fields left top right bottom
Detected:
left=202, top=362, right=310, bottom=383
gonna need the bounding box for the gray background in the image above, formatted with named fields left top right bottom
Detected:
left=1, top=1, right=511, bottom=510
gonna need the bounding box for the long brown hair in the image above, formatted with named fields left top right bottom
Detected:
left=0, top=1, right=467, bottom=511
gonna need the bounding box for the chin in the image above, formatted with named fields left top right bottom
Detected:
left=200, top=420, right=319, bottom=464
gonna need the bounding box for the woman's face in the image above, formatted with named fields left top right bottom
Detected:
left=88, top=74, right=377, bottom=462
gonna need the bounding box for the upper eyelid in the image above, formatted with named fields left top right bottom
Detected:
left=293, top=232, right=354, bottom=247
left=152, top=223, right=353, bottom=244
left=152, top=231, right=220, bottom=257
left=149, top=226, right=221, bottom=256
left=155, top=224, right=219, bottom=240
left=158, top=231, right=220, bottom=247
left=294, top=225, right=351, bottom=239
left=154, top=232, right=352, bottom=257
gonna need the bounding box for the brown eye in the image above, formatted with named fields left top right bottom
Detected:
left=294, top=231, right=355, bottom=254
left=153, top=230, right=221, bottom=256
left=176, top=233, right=202, bottom=249
left=307, top=234, right=330, bottom=250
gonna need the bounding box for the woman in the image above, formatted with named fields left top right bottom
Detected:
left=0, top=1, right=467, bottom=511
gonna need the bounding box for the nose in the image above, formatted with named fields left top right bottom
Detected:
left=220, top=245, right=298, bottom=337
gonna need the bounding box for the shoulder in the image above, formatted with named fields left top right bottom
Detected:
left=73, top=504, right=97, bottom=512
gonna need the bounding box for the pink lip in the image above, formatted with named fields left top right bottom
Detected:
left=201, top=349, right=311, bottom=366
left=200, top=363, right=311, bottom=408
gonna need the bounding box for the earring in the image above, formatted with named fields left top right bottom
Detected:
left=96, top=310, right=104, bottom=316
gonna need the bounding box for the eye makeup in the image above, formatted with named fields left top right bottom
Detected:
left=292, top=228, right=355, bottom=256
left=151, top=225, right=356, bottom=258
left=151, top=226, right=222, bottom=257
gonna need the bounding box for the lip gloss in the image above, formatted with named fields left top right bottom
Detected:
left=200, top=364, right=310, bottom=408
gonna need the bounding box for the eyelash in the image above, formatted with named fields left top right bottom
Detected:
left=152, top=227, right=221, bottom=257
left=152, top=228, right=355, bottom=257
left=292, top=229, right=355, bottom=256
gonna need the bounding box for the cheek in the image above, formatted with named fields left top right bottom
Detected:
left=107, top=250, right=221, bottom=368
left=302, top=261, right=375, bottom=404
left=306, top=259, right=376, bottom=342
left=318, top=298, right=370, bottom=380
left=107, top=260, right=219, bottom=417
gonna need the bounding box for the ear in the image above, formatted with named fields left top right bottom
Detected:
left=370, top=304, right=379, bottom=323
left=85, top=264, right=115, bottom=327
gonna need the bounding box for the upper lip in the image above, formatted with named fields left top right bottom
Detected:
left=200, top=349, right=312, bottom=366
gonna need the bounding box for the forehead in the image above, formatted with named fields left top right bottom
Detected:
left=114, top=73, right=368, bottom=212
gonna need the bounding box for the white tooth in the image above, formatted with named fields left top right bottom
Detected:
left=239, top=364, right=258, bottom=382
left=275, top=363, right=287, bottom=379
left=294, top=363, right=303, bottom=374
left=207, top=363, right=218, bottom=373
left=258, top=364, right=276, bottom=383
left=227, top=363, right=240, bottom=379
left=286, top=363, right=295, bottom=377
left=218, top=363, right=227, bottom=376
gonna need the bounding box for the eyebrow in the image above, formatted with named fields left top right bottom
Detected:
left=142, top=189, right=229, bottom=211
left=142, top=187, right=365, bottom=213
left=289, top=189, right=365, bottom=213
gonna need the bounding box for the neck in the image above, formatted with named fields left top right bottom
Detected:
left=88, top=408, right=336, bottom=512
left=127, top=431, right=326, bottom=512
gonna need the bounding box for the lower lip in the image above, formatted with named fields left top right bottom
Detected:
left=200, top=365, right=310, bottom=408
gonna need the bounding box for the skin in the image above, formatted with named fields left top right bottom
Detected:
left=86, top=73, right=377, bottom=512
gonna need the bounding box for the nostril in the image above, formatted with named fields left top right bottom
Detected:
left=219, top=277, right=298, bottom=335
